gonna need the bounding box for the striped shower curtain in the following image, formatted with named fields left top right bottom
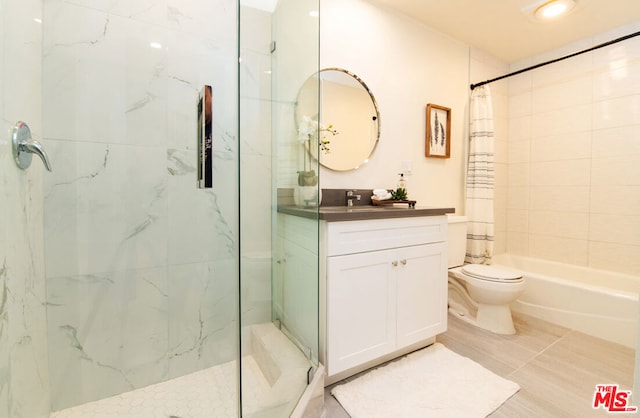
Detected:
left=465, top=85, right=494, bottom=264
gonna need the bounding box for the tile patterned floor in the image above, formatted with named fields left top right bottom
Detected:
left=324, top=312, right=635, bottom=417
left=49, top=322, right=311, bottom=418
left=50, top=360, right=240, bottom=418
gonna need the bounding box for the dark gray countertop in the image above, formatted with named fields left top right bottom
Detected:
left=278, top=205, right=455, bottom=222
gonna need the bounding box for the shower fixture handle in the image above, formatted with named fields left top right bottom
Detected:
left=12, top=121, right=52, bottom=172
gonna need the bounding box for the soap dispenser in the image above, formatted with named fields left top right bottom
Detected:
left=397, top=173, right=407, bottom=191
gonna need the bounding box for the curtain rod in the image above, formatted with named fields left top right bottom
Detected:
left=470, top=30, right=640, bottom=90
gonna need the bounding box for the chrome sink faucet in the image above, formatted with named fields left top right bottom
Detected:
left=346, top=190, right=361, bottom=207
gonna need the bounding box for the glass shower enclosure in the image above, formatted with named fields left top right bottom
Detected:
left=0, top=0, right=320, bottom=416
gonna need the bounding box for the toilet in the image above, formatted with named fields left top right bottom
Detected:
left=447, top=215, right=525, bottom=335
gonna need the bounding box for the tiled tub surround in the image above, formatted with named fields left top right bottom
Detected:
left=49, top=323, right=311, bottom=418
left=503, top=22, right=640, bottom=276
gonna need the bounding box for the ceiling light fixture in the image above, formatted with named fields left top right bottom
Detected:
left=534, top=0, right=576, bottom=19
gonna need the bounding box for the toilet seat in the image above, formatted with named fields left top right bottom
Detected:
left=461, top=264, right=523, bottom=283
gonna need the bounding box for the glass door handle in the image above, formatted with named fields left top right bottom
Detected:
left=12, top=121, right=52, bottom=172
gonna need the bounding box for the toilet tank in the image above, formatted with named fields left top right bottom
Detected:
left=447, top=215, right=467, bottom=268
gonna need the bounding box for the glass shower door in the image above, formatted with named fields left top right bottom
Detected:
left=41, top=0, right=240, bottom=415
left=3, top=0, right=241, bottom=416
left=239, top=0, right=320, bottom=417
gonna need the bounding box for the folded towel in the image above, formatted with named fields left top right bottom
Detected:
left=373, top=188, right=388, bottom=197
left=372, top=192, right=392, bottom=200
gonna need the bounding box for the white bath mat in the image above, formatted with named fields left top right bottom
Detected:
left=331, top=343, right=519, bottom=418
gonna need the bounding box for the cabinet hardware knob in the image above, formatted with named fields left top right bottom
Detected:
left=401, top=259, right=407, bottom=265
left=391, top=261, right=398, bottom=267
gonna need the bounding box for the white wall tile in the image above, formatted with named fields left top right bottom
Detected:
left=507, top=186, right=529, bottom=210
left=506, top=209, right=529, bottom=233
left=592, top=95, right=640, bottom=130
left=529, top=234, right=588, bottom=266
left=507, top=162, right=530, bottom=186
left=509, top=92, right=531, bottom=118
left=494, top=205, right=507, bottom=232
left=528, top=210, right=589, bottom=240
left=592, top=125, right=640, bottom=158
left=506, top=231, right=529, bottom=255
left=508, top=140, right=530, bottom=163
left=529, top=186, right=590, bottom=212
left=494, top=138, right=508, bottom=164
left=530, top=159, right=591, bottom=186
left=531, top=131, right=591, bottom=162
left=508, top=71, right=532, bottom=95
left=493, top=230, right=506, bottom=255
left=588, top=241, right=640, bottom=276
left=593, top=57, right=640, bottom=100
left=590, top=214, right=640, bottom=246
left=508, top=115, right=532, bottom=141
left=590, top=185, right=640, bottom=216
left=494, top=163, right=508, bottom=188
left=531, top=103, right=591, bottom=138
left=532, top=74, right=592, bottom=113
left=591, top=156, right=640, bottom=186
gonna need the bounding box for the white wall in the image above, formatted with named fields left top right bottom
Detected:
left=504, top=22, right=640, bottom=275
left=320, top=0, right=470, bottom=213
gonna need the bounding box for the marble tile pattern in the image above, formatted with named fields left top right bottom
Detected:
left=50, top=359, right=240, bottom=418
left=325, top=313, right=635, bottom=417
left=49, top=323, right=311, bottom=418
left=40, top=0, right=241, bottom=411
left=1, top=0, right=51, bottom=417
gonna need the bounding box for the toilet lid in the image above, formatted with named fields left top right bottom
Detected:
left=461, top=264, right=523, bottom=282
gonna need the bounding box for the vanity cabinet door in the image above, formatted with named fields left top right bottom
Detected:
left=326, top=248, right=397, bottom=376
left=396, top=242, right=448, bottom=348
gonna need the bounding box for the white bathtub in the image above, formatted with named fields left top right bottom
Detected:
left=492, top=254, right=640, bottom=349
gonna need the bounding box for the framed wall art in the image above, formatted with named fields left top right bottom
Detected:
left=425, top=103, right=451, bottom=158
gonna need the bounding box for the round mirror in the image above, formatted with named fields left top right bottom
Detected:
left=295, top=68, right=380, bottom=172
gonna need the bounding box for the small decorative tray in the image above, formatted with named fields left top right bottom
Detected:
left=371, top=199, right=417, bottom=208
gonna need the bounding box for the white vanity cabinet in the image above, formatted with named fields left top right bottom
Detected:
left=321, top=216, right=448, bottom=380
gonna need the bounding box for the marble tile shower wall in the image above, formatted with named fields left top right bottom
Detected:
left=505, top=22, right=640, bottom=276
left=1, top=0, right=51, bottom=416
left=42, top=0, right=238, bottom=411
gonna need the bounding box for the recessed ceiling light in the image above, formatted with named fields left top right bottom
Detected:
left=534, top=0, right=576, bottom=19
